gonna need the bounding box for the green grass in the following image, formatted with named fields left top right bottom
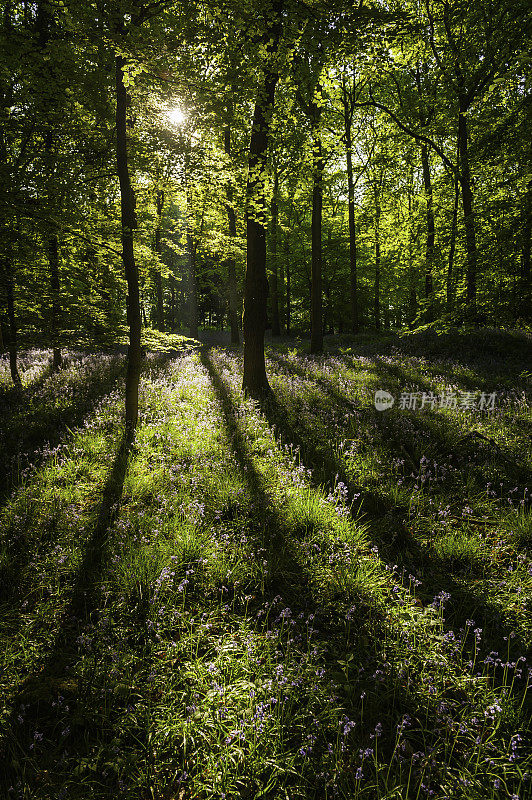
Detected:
left=0, top=331, right=530, bottom=799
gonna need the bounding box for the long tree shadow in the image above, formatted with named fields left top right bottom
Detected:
left=257, top=356, right=530, bottom=658
left=201, top=350, right=528, bottom=798
left=199, top=350, right=447, bottom=791
left=333, top=329, right=532, bottom=392
left=0, top=351, right=181, bottom=607
left=201, top=348, right=317, bottom=604
left=0, top=354, right=125, bottom=507
left=0, top=428, right=134, bottom=794
left=272, top=348, right=531, bottom=500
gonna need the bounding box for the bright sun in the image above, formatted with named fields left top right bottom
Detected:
left=168, top=105, right=185, bottom=126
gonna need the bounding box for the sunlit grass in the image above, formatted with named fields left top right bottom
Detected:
left=0, top=332, right=530, bottom=799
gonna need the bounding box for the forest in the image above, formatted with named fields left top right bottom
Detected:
left=0, top=0, right=531, bottom=798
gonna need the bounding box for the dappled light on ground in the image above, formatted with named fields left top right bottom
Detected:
left=0, top=335, right=530, bottom=799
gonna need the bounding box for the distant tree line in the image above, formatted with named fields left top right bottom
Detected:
left=1, top=0, right=530, bottom=424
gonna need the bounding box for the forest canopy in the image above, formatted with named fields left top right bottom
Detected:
left=1, top=0, right=531, bottom=415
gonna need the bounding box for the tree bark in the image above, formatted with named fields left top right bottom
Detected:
left=270, top=165, right=280, bottom=336
left=344, top=94, right=358, bottom=333
left=447, top=136, right=460, bottom=310
left=242, top=0, right=283, bottom=396
left=223, top=124, right=240, bottom=344
left=374, top=203, right=381, bottom=332
left=48, top=234, right=62, bottom=371
left=115, top=53, right=142, bottom=431
left=154, top=188, right=165, bottom=331
left=187, top=227, right=198, bottom=338
left=420, top=144, right=434, bottom=310
left=285, top=227, right=291, bottom=336
left=521, top=170, right=531, bottom=318
left=310, top=105, right=323, bottom=354
left=407, top=173, right=417, bottom=328
left=2, top=256, right=22, bottom=388
left=458, top=98, right=477, bottom=311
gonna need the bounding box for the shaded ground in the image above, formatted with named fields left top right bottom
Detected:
left=0, top=330, right=530, bottom=800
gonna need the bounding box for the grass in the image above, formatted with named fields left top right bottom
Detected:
left=0, top=329, right=530, bottom=799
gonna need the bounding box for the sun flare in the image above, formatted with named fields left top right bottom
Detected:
left=167, top=105, right=185, bottom=126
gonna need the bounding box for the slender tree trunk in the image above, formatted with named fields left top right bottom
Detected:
left=115, top=52, right=141, bottom=431
left=187, top=228, right=198, bottom=338
left=170, top=276, right=176, bottom=331
left=223, top=124, right=240, bottom=344
left=278, top=237, right=285, bottom=334
left=447, top=138, right=460, bottom=310
left=48, top=234, right=62, bottom=370
left=154, top=188, right=165, bottom=331
left=3, top=256, right=22, bottom=388
left=270, top=165, right=280, bottom=336
left=420, top=144, right=434, bottom=312
left=374, top=204, right=381, bottom=332
left=310, top=108, right=323, bottom=354
left=458, top=97, right=477, bottom=311
left=345, top=118, right=358, bottom=333
left=521, top=172, right=531, bottom=318
left=242, top=0, right=283, bottom=396
left=285, top=227, right=291, bottom=336
left=407, top=177, right=417, bottom=328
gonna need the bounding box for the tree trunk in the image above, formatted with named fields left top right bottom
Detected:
left=521, top=173, right=531, bottom=318
left=242, top=0, right=283, bottom=396
left=407, top=177, right=417, bottom=328
left=115, top=53, right=142, bottom=431
left=187, top=228, right=198, bottom=338
left=420, top=145, right=434, bottom=311
left=285, top=227, right=291, bottom=336
left=447, top=137, right=460, bottom=310
left=310, top=108, right=323, bottom=354
left=270, top=165, right=280, bottom=336
left=3, top=257, right=22, bottom=388
left=48, top=234, right=63, bottom=371
left=223, top=124, right=240, bottom=344
left=345, top=115, right=358, bottom=333
left=458, top=97, right=477, bottom=311
left=154, top=188, right=165, bottom=331
left=374, top=204, right=381, bottom=332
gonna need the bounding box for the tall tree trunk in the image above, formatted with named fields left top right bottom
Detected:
left=270, top=165, right=280, bottom=336
left=2, top=255, right=22, bottom=388
left=48, top=234, right=62, bottom=371
left=521, top=169, right=531, bottom=318
left=447, top=137, right=460, bottom=310
left=170, top=274, right=176, bottom=331
left=187, top=228, right=198, bottom=338
left=458, top=97, right=477, bottom=312
left=223, top=124, right=240, bottom=344
left=285, top=227, right=291, bottom=336
left=407, top=175, right=417, bottom=328
left=420, top=144, right=434, bottom=312
left=115, top=52, right=141, bottom=431
left=310, top=107, right=323, bottom=354
left=154, top=188, right=165, bottom=331
left=242, top=0, right=283, bottom=396
left=374, top=204, right=381, bottom=332
left=345, top=111, right=358, bottom=333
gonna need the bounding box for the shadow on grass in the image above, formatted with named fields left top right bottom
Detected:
left=201, top=350, right=529, bottom=797
left=0, top=355, right=125, bottom=507
left=200, top=349, right=316, bottom=604
left=259, top=353, right=530, bottom=656
left=0, top=429, right=134, bottom=795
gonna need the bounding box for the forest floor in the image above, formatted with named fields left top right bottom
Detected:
left=0, top=329, right=531, bottom=800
